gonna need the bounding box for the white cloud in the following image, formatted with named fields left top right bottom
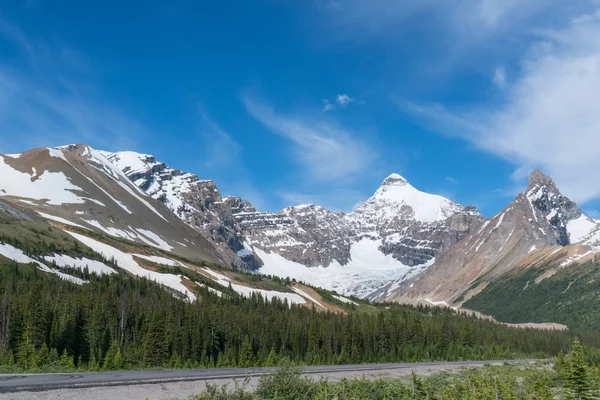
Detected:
left=322, top=99, right=336, bottom=112
left=242, top=95, right=376, bottom=183
left=397, top=8, right=600, bottom=205
left=336, top=93, right=356, bottom=107
left=492, top=66, right=506, bottom=88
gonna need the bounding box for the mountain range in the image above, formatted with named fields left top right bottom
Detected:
left=2, top=144, right=600, bottom=328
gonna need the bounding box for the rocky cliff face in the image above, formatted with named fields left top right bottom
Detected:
left=101, top=151, right=262, bottom=270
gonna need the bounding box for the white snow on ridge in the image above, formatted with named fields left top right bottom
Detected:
left=4, top=153, right=21, bottom=159
left=47, top=148, right=68, bottom=162
left=0, top=156, right=86, bottom=205
left=66, top=231, right=196, bottom=301
left=567, top=215, right=598, bottom=243
left=256, top=238, right=434, bottom=298
left=44, top=254, right=116, bottom=275
left=0, top=243, right=87, bottom=285
left=99, top=151, right=153, bottom=175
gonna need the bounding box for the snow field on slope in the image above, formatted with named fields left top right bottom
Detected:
left=66, top=231, right=196, bottom=301
left=0, top=243, right=87, bottom=285
left=332, top=294, right=358, bottom=306
left=44, top=254, right=116, bottom=275
left=256, top=238, right=434, bottom=298
left=292, top=287, right=325, bottom=308
left=201, top=267, right=306, bottom=305
left=0, top=156, right=86, bottom=205
left=567, top=215, right=598, bottom=243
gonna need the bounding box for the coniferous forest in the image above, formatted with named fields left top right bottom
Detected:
left=0, top=259, right=591, bottom=373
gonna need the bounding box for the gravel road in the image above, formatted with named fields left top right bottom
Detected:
left=0, top=360, right=529, bottom=400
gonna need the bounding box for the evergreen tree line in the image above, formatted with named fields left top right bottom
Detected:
left=0, top=261, right=589, bottom=372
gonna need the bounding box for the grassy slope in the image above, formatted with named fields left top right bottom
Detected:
left=463, top=261, right=600, bottom=331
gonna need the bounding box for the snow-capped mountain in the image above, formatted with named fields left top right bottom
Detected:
left=380, top=170, right=600, bottom=305
left=6, top=144, right=600, bottom=304
left=98, top=150, right=484, bottom=298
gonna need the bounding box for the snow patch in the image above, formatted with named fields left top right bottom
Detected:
left=44, top=254, right=116, bottom=275
left=292, top=287, right=325, bottom=308
left=0, top=157, right=86, bottom=205
left=135, top=229, right=173, bottom=251
left=47, top=148, right=68, bottom=162
left=332, top=294, right=358, bottom=306
left=0, top=243, right=86, bottom=284
left=567, top=215, right=598, bottom=243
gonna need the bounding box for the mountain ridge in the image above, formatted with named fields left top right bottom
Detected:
left=3, top=143, right=600, bottom=310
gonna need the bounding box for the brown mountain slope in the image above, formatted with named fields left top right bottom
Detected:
left=0, top=144, right=222, bottom=265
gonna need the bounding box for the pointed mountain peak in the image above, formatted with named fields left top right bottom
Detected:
left=381, top=173, right=409, bottom=187
left=528, top=169, right=555, bottom=189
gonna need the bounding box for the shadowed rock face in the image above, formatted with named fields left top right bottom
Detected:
left=378, top=170, right=596, bottom=305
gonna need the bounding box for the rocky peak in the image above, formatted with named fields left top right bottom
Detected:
left=528, top=169, right=555, bottom=189
left=224, top=196, right=256, bottom=214
left=381, top=173, right=409, bottom=187
left=520, top=170, right=582, bottom=246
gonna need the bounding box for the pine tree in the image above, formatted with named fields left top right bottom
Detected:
left=265, top=347, right=278, bottom=367
left=564, top=339, right=594, bottom=400
left=239, top=337, right=254, bottom=368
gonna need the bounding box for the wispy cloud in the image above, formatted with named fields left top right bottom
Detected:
left=0, top=17, right=146, bottom=152
left=492, top=66, right=506, bottom=88
left=397, top=7, right=600, bottom=205
left=322, top=99, right=336, bottom=112
left=322, top=93, right=361, bottom=112
left=197, top=109, right=242, bottom=169
left=336, top=93, right=356, bottom=107
left=242, top=94, right=376, bottom=183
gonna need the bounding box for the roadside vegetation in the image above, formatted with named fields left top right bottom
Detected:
left=192, top=340, right=600, bottom=399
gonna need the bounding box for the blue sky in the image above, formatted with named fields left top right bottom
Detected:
left=1, top=0, right=600, bottom=217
